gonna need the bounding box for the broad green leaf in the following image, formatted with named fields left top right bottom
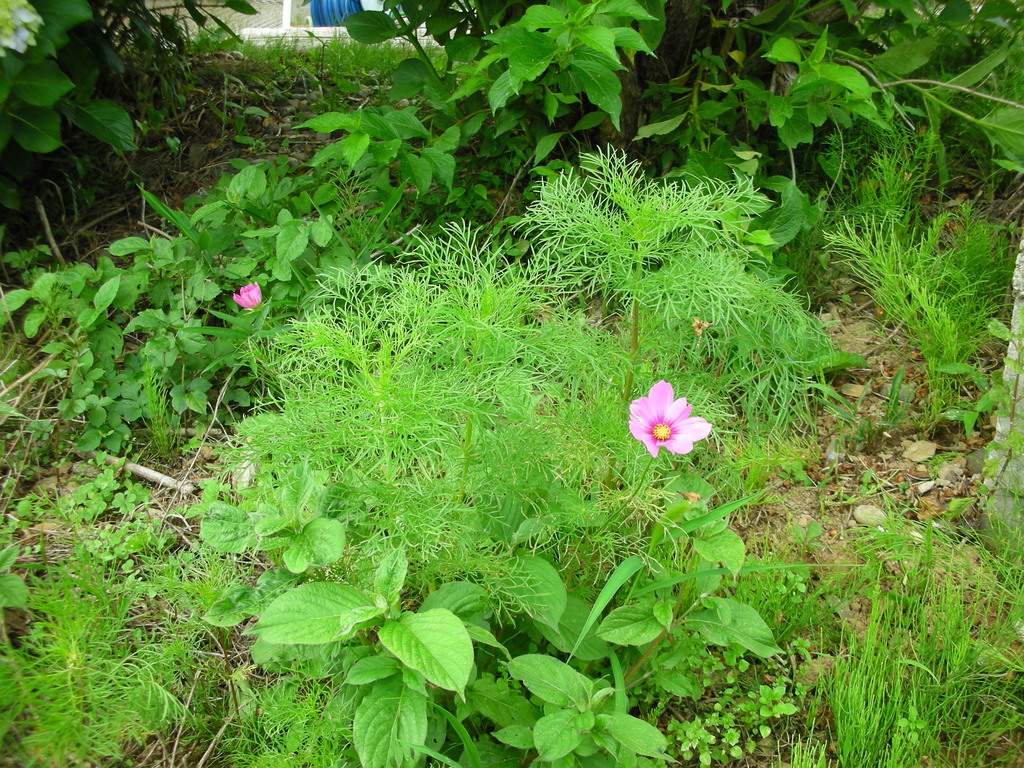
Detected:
left=12, top=61, right=74, bottom=106
left=488, top=69, right=518, bottom=112
left=12, top=106, right=62, bottom=153
left=766, top=38, right=801, bottom=64
left=0, top=573, right=28, bottom=609
left=872, top=37, right=939, bottom=76
left=949, top=44, right=1009, bottom=87
left=490, top=26, right=557, bottom=87
left=534, top=710, right=585, bottom=761
left=597, top=601, right=663, bottom=646
left=507, top=654, right=592, bottom=708
left=374, top=546, right=407, bottom=602
left=814, top=63, right=872, bottom=98
left=535, top=131, right=563, bottom=161
left=467, top=675, right=537, bottom=728
left=493, top=724, right=535, bottom=749
left=107, top=237, right=150, bottom=257
left=691, top=529, right=746, bottom=575
left=283, top=518, right=346, bottom=573
left=574, top=25, right=620, bottom=67
left=777, top=109, right=813, bottom=147
left=540, top=596, right=610, bottom=662
left=67, top=100, right=136, bottom=151
left=276, top=222, right=308, bottom=262
left=228, top=164, right=267, bottom=203
left=1, top=288, right=32, bottom=315
left=979, top=108, right=1024, bottom=157
left=685, top=597, right=782, bottom=658
left=597, top=712, right=667, bottom=757
left=203, top=584, right=259, bottom=627
left=200, top=502, right=255, bottom=553
left=419, top=581, right=489, bottom=620
left=600, top=0, right=657, bottom=20
left=346, top=655, right=402, bottom=685
left=378, top=609, right=473, bottom=695
left=568, top=57, right=623, bottom=128
left=611, top=26, right=653, bottom=54
left=297, top=111, right=361, bottom=132
left=93, top=276, right=120, bottom=312
left=521, top=4, right=567, bottom=28
left=248, top=581, right=376, bottom=644
left=339, top=131, right=370, bottom=169
left=343, top=10, right=401, bottom=44
left=352, top=677, right=428, bottom=768
left=0, top=544, right=19, bottom=572
left=507, top=555, right=566, bottom=630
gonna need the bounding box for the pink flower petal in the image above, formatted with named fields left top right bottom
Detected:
left=647, top=380, right=675, bottom=415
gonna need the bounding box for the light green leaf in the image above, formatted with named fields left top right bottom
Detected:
left=597, top=712, right=667, bottom=757
left=488, top=69, right=518, bottom=112
left=979, top=107, right=1024, bottom=157
left=378, top=609, right=474, bottom=695
left=228, top=164, right=268, bottom=203
left=691, top=529, right=746, bottom=575
left=766, top=38, right=801, bottom=64
left=374, top=546, right=407, bottom=602
left=0, top=573, right=28, bottom=609
left=296, top=111, right=360, bottom=132
left=507, top=555, right=566, bottom=630
left=596, top=601, right=663, bottom=646
left=814, top=63, right=872, bottom=98
left=248, top=581, right=376, bottom=644
left=276, top=222, right=308, bottom=262
left=345, top=655, right=402, bottom=685
left=493, top=724, right=535, bottom=750
left=107, top=237, right=150, bottom=257
left=534, top=710, right=585, bottom=761
left=494, top=27, right=559, bottom=85
left=0, top=544, right=20, bottom=572
left=93, top=276, right=120, bottom=313
left=521, top=4, right=567, bottom=29
left=200, top=502, right=256, bottom=553
left=685, top=597, right=782, bottom=658
left=419, top=581, right=489, bottom=620
left=611, top=26, right=654, bottom=54
left=283, top=518, right=346, bottom=573
left=507, top=654, right=592, bottom=708
left=353, top=677, right=428, bottom=768
left=574, top=25, right=620, bottom=67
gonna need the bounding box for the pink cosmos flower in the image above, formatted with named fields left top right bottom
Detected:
left=232, top=283, right=262, bottom=309
left=629, top=380, right=712, bottom=458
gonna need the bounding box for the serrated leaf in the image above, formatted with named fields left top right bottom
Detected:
left=507, top=654, right=592, bottom=708
left=228, top=164, right=267, bottom=203
left=107, top=237, right=150, bottom=257
left=766, top=37, right=801, bottom=64
left=12, top=60, right=73, bottom=106
left=248, top=581, right=376, bottom=644
left=93, top=276, right=120, bottom=312
left=203, top=585, right=260, bottom=627
left=276, top=222, right=308, bottom=262
left=378, top=609, right=473, bottom=694
left=346, top=655, right=402, bottom=685
left=343, top=10, right=401, bottom=44
left=68, top=100, right=136, bottom=151
left=568, top=57, right=623, bottom=128
left=296, top=111, right=360, bottom=132
left=0, top=544, right=20, bottom=572
left=352, top=677, right=428, bottom=768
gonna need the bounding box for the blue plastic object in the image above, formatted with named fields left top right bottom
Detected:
left=310, top=0, right=363, bottom=26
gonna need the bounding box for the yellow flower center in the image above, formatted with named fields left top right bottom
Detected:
left=652, top=423, right=671, bottom=441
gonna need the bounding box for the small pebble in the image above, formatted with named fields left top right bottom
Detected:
left=936, top=462, right=962, bottom=485
left=966, top=448, right=986, bottom=475
left=879, top=381, right=915, bottom=403
left=915, top=480, right=936, bottom=494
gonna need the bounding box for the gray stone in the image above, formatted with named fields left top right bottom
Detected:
left=915, top=480, right=936, bottom=495
left=966, top=448, right=986, bottom=476
left=903, top=440, right=938, bottom=463
left=853, top=504, right=887, bottom=526
left=936, top=462, right=962, bottom=485
left=880, top=381, right=915, bottom=403
left=840, top=383, right=866, bottom=398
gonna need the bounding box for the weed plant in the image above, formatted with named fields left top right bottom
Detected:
left=824, top=133, right=1013, bottom=419
left=224, top=154, right=833, bottom=608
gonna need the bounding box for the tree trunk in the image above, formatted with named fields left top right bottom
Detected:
left=985, top=229, right=1024, bottom=548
